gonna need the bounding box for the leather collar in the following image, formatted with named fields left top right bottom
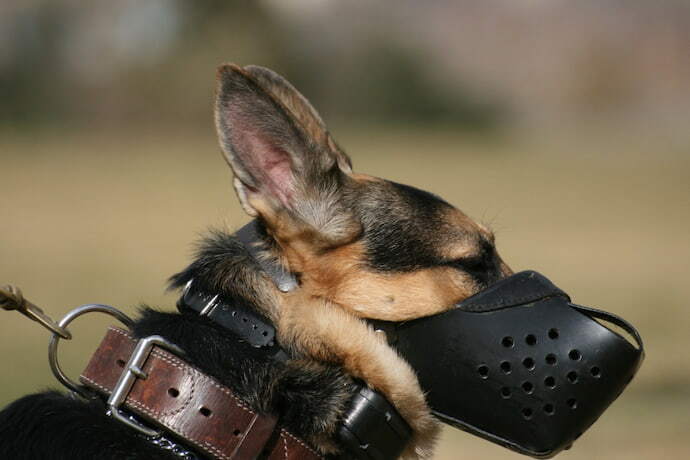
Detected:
left=80, top=327, right=322, bottom=460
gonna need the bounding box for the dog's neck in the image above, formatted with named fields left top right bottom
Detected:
left=234, top=219, right=298, bottom=293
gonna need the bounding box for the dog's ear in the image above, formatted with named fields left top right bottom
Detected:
left=215, top=64, right=357, bottom=245
left=243, top=65, right=352, bottom=174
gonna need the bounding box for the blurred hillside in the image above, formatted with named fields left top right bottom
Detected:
left=1, top=0, right=689, bottom=134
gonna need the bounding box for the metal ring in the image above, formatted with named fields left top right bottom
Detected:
left=48, top=304, right=134, bottom=397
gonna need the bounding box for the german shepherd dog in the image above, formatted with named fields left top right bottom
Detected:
left=0, top=65, right=511, bottom=459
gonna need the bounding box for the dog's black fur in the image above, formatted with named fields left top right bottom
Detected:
left=0, top=228, right=358, bottom=459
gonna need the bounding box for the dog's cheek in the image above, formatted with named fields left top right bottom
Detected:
left=330, top=267, right=469, bottom=321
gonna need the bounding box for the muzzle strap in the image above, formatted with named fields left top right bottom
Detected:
left=457, top=270, right=569, bottom=312
left=570, top=303, right=644, bottom=353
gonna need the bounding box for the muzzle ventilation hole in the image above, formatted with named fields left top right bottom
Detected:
left=567, top=371, right=579, bottom=383
left=477, top=364, right=489, bottom=379
left=522, top=357, right=535, bottom=370
left=548, top=328, right=559, bottom=339
left=501, top=336, right=514, bottom=348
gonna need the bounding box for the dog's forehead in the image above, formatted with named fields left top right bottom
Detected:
left=352, top=176, right=479, bottom=235
left=352, top=179, right=447, bottom=228
left=348, top=176, right=482, bottom=271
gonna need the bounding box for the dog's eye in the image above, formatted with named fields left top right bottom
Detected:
left=448, top=255, right=486, bottom=273
left=446, top=239, right=496, bottom=277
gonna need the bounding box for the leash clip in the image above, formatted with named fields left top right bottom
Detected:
left=0, top=284, right=72, bottom=339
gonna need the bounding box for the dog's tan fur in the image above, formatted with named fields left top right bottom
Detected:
left=278, top=290, right=438, bottom=457
left=214, top=63, right=512, bottom=458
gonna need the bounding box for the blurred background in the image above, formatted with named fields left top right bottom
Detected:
left=1, top=1, right=688, bottom=458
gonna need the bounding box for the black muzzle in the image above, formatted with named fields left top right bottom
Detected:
left=370, top=270, right=644, bottom=458
left=234, top=221, right=644, bottom=458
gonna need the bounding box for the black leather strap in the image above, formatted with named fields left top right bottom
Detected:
left=178, top=280, right=276, bottom=347
left=457, top=270, right=570, bottom=312
left=177, top=280, right=290, bottom=363
left=570, top=303, right=644, bottom=353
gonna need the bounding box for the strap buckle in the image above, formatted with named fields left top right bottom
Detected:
left=107, top=335, right=186, bottom=437
left=337, top=384, right=412, bottom=460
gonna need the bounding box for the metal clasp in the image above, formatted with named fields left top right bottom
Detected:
left=48, top=304, right=135, bottom=397
left=1, top=284, right=72, bottom=339
left=107, top=335, right=185, bottom=437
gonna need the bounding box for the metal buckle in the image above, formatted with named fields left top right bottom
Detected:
left=107, top=335, right=185, bottom=437
left=181, top=279, right=219, bottom=317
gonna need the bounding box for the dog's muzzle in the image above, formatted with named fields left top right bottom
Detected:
left=370, top=270, right=644, bottom=458
left=235, top=221, right=644, bottom=458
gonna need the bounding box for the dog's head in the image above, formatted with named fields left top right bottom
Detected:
left=215, top=64, right=511, bottom=321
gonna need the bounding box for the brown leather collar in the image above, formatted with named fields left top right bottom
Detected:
left=80, top=327, right=323, bottom=460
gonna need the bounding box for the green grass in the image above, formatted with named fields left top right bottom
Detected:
left=1, top=127, right=689, bottom=458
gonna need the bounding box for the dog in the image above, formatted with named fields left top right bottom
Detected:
left=0, top=64, right=511, bottom=459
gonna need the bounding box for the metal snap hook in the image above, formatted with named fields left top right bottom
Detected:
left=48, top=304, right=134, bottom=397
left=1, top=284, right=72, bottom=339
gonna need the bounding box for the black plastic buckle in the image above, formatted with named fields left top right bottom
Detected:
left=337, top=384, right=412, bottom=460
